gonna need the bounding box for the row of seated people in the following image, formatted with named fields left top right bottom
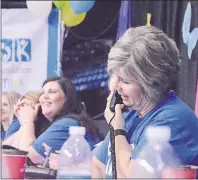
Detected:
left=2, top=25, right=198, bottom=178
left=2, top=76, right=102, bottom=166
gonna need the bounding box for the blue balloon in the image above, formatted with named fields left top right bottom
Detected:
left=70, top=1, right=95, bottom=14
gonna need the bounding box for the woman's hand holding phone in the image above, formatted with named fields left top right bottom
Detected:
left=105, top=91, right=125, bottom=130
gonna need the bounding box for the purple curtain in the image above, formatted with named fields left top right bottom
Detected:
left=116, top=1, right=132, bottom=41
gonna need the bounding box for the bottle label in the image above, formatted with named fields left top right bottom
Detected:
left=161, top=168, right=196, bottom=179
left=56, top=175, right=91, bottom=179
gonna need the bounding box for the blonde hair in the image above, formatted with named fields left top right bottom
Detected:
left=19, top=91, right=41, bottom=104
left=2, top=91, right=21, bottom=124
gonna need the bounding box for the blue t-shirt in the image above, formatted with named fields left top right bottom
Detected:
left=32, top=117, right=100, bottom=157
left=1, top=131, right=6, bottom=140
left=94, top=91, right=198, bottom=177
left=4, top=118, right=100, bottom=157
left=4, top=119, right=20, bottom=140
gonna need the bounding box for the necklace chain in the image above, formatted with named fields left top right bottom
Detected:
left=139, top=104, right=156, bottom=117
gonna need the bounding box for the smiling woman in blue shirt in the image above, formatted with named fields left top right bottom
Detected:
left=3, top=77, right=101, bottom=165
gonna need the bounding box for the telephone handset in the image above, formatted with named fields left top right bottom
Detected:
left=109, top=90, right=123, bottom=179
left=109, top=91, right=123, bottom=113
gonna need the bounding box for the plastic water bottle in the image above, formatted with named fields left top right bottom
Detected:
left=130, top=126, right=183, bottom=178
left=56, top=126, right=92, bottom=179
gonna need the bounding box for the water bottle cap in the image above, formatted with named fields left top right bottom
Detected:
left=69, top=126, right=86, bottom=135
left=146, top=126, right=171, bottom=142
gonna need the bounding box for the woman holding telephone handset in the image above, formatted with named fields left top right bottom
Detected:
left=92, top=26, right=198, bottom=178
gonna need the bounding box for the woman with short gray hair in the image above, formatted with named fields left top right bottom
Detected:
left=108, top=25, right=181, bottom=104
left=92, top=26, right=198, bottom=178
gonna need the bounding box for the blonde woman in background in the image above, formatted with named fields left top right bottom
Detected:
left=1, top=91, right=21, bottom=140
left=3, top=91, right=50, bottom=143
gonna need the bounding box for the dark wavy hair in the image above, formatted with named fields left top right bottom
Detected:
left=42, top=76, right=102, bottom=140
left=35, top=108, right=50, bottom=138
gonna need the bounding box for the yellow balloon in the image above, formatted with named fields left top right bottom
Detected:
left=61, top=1, right=86, bottom=27
left=53, top=1, right=66, bottom=9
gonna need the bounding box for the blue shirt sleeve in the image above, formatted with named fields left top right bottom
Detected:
left=1, top=131, right=6, bottom=140
left=94, top=132, right=110, bottom=165
left=32, top=118, right=79, bottom=158
left=4, top=119, right=21, bottom=140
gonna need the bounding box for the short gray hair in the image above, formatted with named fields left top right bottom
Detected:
left=107, top=26, right=181, bottom=103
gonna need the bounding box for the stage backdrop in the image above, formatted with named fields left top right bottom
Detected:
left=1, top=8, right=62, bottom=94
left=130, top=0, right=198, bottom=110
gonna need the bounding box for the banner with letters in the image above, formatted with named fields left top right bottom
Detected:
left=1, top=8, right=62, bottom=95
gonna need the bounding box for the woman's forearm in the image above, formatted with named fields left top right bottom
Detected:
left=115, top=135, right=132, bottom=178
left=3, top=131, right=21, bottom=148
left=3, top=122, right=36, bottom=151
left=92, top=156, right=106, bottom=178
left=19, top=122, right=36, bottom=151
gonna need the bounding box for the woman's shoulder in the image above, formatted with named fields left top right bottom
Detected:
left=146, top=96, right=198, bottom=130
left=11, top=118, right=20, bottom=124
left=43, top=117, right=80, bottom=133
left=52, top=117, right=80, bottom=126
left=156, top=96, right=197, bottom=119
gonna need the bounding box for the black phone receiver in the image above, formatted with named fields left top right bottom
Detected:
left=109, top=91, right=123, bottom=113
